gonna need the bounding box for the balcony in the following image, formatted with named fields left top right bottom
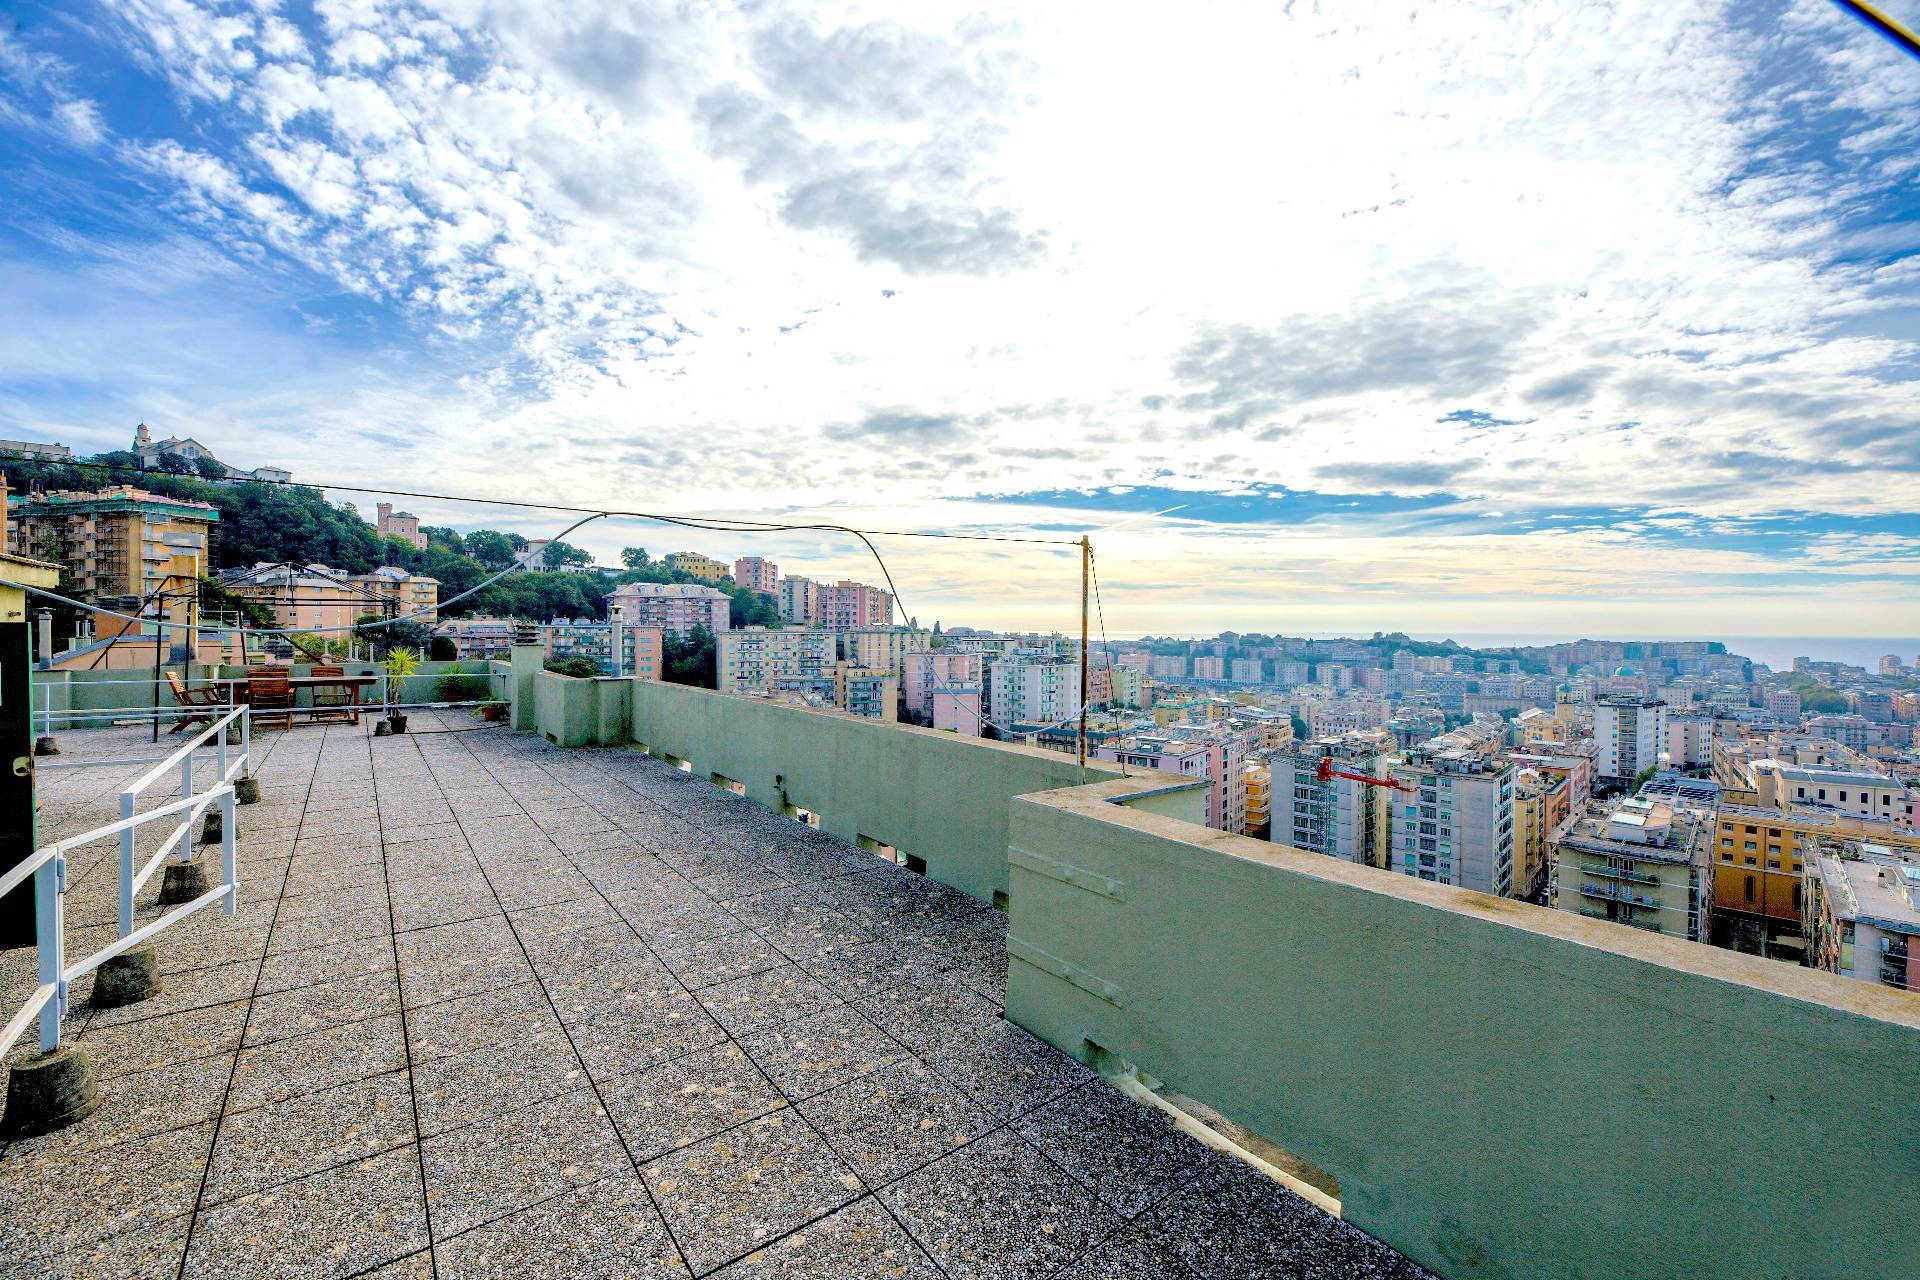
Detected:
left=7, top=666, right=1914, bottom=1280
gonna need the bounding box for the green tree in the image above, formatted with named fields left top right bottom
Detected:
left=663, top=625, right=717, bottom=688
left=1290, top=714, right=1308, bottom=741
left=542, top=540, right=594, bottom=568
left=621, top=547, right=651, bottom=569
left=157, top=450, right=193, bottom=475
left=193, top=455, right=229, bottom=482
left=465, top=529, right=519, bottom=569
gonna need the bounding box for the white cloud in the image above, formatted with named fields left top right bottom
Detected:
left=7, top=0, right=1919, bottom=634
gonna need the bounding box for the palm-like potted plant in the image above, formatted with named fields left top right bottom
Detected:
left=380, top=646, right=420, bottom=734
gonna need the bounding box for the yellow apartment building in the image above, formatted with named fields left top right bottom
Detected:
left=4, top=485, right=217, bottom=635
left=664, top=551, right=729, bottom=583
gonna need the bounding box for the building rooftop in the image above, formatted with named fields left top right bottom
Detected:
left=0, top=717, right=1423, bottom=1279
left=1815, top=846, right=1920, bottom=937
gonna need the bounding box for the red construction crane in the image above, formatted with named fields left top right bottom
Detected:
left=1314, top=757, right=1414, bottom=793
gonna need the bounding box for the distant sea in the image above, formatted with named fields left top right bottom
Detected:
left=1399, top=634, right=1920, bottom=672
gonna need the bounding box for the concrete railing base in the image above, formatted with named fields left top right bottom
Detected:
left=32, top=736, right=59, bottom=757
left=158, top=858, right=210, bottom=904
left=234, top=776, right=260, bottom=805
left=0, top=1047, right=99, bottom=1138
left=199, top=809, right=223, bottom=846
left=91, top=945, right=162, bottom=1008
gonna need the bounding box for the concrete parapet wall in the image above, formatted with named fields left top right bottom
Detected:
left=622, top=680, right=1121, bottom=906
left=1005, top=776, right=1920, bottom=1280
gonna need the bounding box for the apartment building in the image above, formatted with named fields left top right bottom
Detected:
left=733, top=556, right=778, bottom=595
left=838, top=627, right=921, bottom=679
left=374, top=502, right=425, bottom=550
left=834, top=663, right=898, bottom=721
left=932, top=685, right=984, bottom=736
left=662, top=551, right=729, bottom=584
left=605, top=582, right=731, bottom=636
left=1550, top=795, right=1713, bottom=941
left=1666, top=712, right=1714, bottom=769
left=1513, top=766, right=1571, bottom=900
left=1765, top=688, right=1802, bottom=719
left=777, top=575, right=821, bottom=626
left=350, top=565, right=439, bottom=624
left=1231, top=657, right=1264, bottom=684
left=432, top=616, right=519, bottom=659
left=1388, top=740, right=1516, bottom=896
left=1709, top=802, right=1920, bottom=958
left=1803, top=843, right=1917, bottom=991
left=1149, top=655, right=1187, bottom=680
left=903, top=650, right=985, bottom=722
left=717, top=628, right=835, bottom=698
left=540, top=620, right=663, bottom=680
left=1752, top=761, right=1912, bottom=824
left=1273, top=737, right=1391, bottom=867
left=988, top=648, right=1081, bottom=732
left=820, top=580, right=893, bottom=629
left=6, top=486, right=217, bottom=635
left=1097, top=729, right=1248, bottom=833
left=1244, top=760, right=1272, bottom=838
left=1193, top=656, right=1225, bottom=680
left=1594, top=695, right=1668, bottom=784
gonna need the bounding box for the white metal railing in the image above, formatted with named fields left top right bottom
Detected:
left=0, top=707, right=247, bottom=1062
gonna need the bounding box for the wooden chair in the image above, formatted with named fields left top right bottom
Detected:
left=163, top=671, right=226, bottom=736
left=246, top=666, right=294, bottom=731
left=308, top=665, right=359, bottom=725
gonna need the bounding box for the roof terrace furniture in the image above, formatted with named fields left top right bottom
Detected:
left=305, top=665, right=361, bottom=725
left=244, top=666, right=293, bottom=731
left=163, top=670, right=226, bottom=736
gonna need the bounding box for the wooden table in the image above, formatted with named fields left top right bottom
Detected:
left=223, top=674, right=381, bottom=718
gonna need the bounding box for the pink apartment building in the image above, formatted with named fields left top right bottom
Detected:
left=1097, top=730, right=1248, bottom=833
left=904, top=651, right=985, bottom=720
left=820, top=580, right=893, bottom=629
left=605, top=581, right=731, bottom=636
left=934, top=687, right=984, bottom=737
left=734, top=556, right=779, bottom=595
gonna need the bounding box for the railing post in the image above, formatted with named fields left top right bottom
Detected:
left=178, top=748, right=195, bottom=861
left=118, top=792, right=135, bottom=937
left=220, top=788, right=238, bottom=916
left=241, top=706, right=251, bottom=773
left=37, top=855, right=62, bottom=1053
left=217, top=710, right=229, bottom=782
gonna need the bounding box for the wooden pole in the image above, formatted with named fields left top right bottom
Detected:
left=1079, top=536, right=1090, bottom=770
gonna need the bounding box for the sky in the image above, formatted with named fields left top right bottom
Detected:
left=1, top=0, right=1917, bottom=643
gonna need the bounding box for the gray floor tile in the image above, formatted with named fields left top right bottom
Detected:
left=1014, top=1082, right=1210, bottom=1218
left=184, top=1146, right=427, bottom=1280
left=797, top=1057, right=996, bottom=1190
left=738, top=1003, right=907, bottom=1103
left=422, top=1088, right=628, bottom=1240
left=229, top=1013, right=408, bottom=1111
left=206, top=1070, right=415, bottom=1202
left=601, top=1042, right=785, bottom=1163
left=433, top=1173, right=688, bottom=1280
left=709, top=1196, right=942, bottom=1279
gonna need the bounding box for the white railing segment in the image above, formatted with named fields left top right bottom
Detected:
left=0, top=707, right=247, bottom=1062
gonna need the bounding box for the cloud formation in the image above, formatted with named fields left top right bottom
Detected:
left=0, top=0, right=1915, bottom=635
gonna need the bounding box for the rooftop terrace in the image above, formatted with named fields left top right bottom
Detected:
left=1, top=716, right=1422, bottom=1279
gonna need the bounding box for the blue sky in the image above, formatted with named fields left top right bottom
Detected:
left=1, top=0, right=1917, bottom=638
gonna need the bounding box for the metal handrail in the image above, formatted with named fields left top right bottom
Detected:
left=0, top=708, right=249, bottom=1064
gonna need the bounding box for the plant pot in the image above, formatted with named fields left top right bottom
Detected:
left=387, top=714, right=409, bottom=734
left=479, top=704, right=506, bottom=722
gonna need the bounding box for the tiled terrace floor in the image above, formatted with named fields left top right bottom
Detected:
left=2, top=718, right=1430, bottom=1279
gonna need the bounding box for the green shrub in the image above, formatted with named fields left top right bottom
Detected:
left=543, top=656, right=600, bottom=679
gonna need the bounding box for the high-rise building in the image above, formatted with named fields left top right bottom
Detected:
left=1230, top=657, right=1264, bottom=684
left=1387, top=739, right=1515, bottom=896
left=663, top=551, right=729, bottom=583
left=717, top=628, right=835, bottom=698
left=733, top=556, right=779, bottom=595
left=778, top=575, right=821, bottom=626
left=350, top=566, right=439, bottom=624
left=375, top=501, right=425, bottom=550
left=820, top=580, right=893, bottom=629
left=932, top=685, right=984, bottom=736
left=1511, top=767, right=1570, bottom=901
left=989, top=648, right=1081, bottom=732
left=540, top=620, right=663, bottom=679
left=1149, top=655, right=1188, bottom=680
left=8, top=486, right=218, bottom=641
left=1273, top=737, right=1390, bottom=866
left=1549, top=795, right=1713, bottom=941
left=605, top=582, right=731, bottom=636
left=1594, top=695, right=1668, bottom=784
left=1766, top=688, right=1802, bottom=719
left=1193, top=656, right=1225, bottom=680
left=834, top=663, right=898, bottom=721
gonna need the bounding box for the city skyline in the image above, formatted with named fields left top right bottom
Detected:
left=2, top=2, right=1916, bottom=638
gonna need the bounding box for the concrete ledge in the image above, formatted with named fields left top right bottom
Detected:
left=1006, top=775, right=1920, bottom=1280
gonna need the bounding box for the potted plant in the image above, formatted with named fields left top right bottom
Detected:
left=473, top=700, right=508, bottom=722
left=380, top=646, right=419, bottom=734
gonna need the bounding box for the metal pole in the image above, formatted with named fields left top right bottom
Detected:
left=118, top=792, right=135, bottom=937
left=1079, top=536, right=1090, bottom=770
left=220, top=788, right=238, bottom=916
left=179, top=748, right=194, bottom=860
left=37, top=855, right=62, bottom=1053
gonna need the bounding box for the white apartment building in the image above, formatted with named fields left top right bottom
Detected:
left=1594, top=696, right=1668, bottom=783
left=1388, top=743, right=1516, bottom=897
left=1273, top=738, right=1390, bottom=866
left=716, top=628, right=835, bottom=697
left=777, top=576, right=821, bottom=626
left=989, top=649, right=1082, bottom=731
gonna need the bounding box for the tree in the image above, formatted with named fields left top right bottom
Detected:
left=1290, top=714, right=1308, bottom=742
left=429, top=635, right=458, bottom=661
left=464, top=530, right=519, bottom=569
left=544, top=657, right=599, bottom=678
left=543, top=540, right=594, bottom=568
left=621, top=547, right=651, bottom=569
left=662, top=625, right=717, bottom=688
left=157, top=450, right=194, bottom=475
left=193, top=455, right=229, bottom=482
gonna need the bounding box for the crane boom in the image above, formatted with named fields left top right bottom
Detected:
left=1314, top=756, right=1414, bottom=793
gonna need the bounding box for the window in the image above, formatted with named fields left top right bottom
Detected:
left=1744, top=875, right=1756, bottom=904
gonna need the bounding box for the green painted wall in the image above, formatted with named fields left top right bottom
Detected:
left=1004, top=779, right=1920, bottom=1280
left=621, top=679, right=1120, bottom=905
left=32, top=660, right=504, bottom=729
